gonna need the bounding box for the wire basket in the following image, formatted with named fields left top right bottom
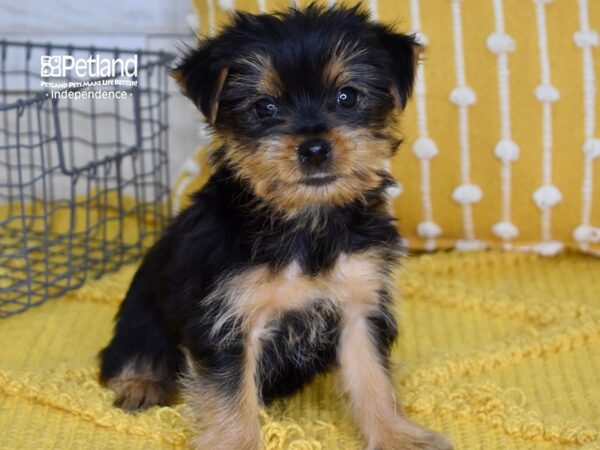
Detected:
left=0, top=41, right=175, bottom=317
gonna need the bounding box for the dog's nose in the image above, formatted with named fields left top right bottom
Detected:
left=298, top=138, right=332, bottom=169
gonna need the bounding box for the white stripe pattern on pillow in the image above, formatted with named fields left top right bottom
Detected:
left=574, top=0, right=600, bottom=252
left=449, top=0, right=484, bottom=251
left=369, top=0, right=379, bottom=21
left=218, top=0, right=235, bottom=10
left=532, top=0, right=563, bottom=256
left=489, top=0, right=520, bottom=250
left=257, top=0, right=267, bottom=13
left=410, top=0, right=442, bottom=251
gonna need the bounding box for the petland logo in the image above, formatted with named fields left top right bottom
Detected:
left=40, top=54, right=138, bottom=100
left=41, top=55, right=137, bottom=78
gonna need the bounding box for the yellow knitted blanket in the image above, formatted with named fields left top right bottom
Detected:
left=1, top=251, right=599, bottom=449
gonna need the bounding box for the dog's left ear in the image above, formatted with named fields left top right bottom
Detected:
left=377, top=28, right=422, bottom=109
left=171, top=40, right=229, bottom=125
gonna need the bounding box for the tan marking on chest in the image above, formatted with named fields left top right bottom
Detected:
left=208, top=249, right=390, bottom=342
left=184, top=249, right=394, bottom=449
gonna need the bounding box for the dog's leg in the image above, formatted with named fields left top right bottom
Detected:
left=338, top=304, right=452, bottom=450
left=100, top=254, right=182, bottom=411
left=182, top=322, right=266, bottom=450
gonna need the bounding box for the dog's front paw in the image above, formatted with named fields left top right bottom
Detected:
left=108, top=376, right=168, bottom=412
left=397, top=428, right=453, bottom=450
left=367, top=421, right=453, bottom=450
left=190, top=428, right=261, bottom=450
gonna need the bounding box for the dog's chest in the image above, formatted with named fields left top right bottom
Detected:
left=234, top=249, right=386, bottom=322
left=208, top=249, right=390, bottom=344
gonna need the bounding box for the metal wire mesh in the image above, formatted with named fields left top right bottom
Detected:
left=0, top=41, right=174, bottom=317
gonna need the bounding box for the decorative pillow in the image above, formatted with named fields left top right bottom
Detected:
left=175, top=0, right=600, bottom=257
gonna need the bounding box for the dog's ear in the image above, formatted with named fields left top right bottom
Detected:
left=376, top=28, right=422, bottom=109
left=171, top=40, right=229, bottom=125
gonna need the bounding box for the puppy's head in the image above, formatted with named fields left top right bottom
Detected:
left=175, top=5, right=420, bottom=217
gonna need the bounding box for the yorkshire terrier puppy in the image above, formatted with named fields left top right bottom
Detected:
left=100, top=5, right=451, bottom=450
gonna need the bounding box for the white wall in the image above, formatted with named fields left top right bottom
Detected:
left=0, top=0, right=203, bottom=186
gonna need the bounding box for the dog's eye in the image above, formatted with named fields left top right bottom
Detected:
left=255, top=98, right=278, bottom=118
left=337, top=87, right=358, bottom=108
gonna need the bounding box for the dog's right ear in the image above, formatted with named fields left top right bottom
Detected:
left=171, top=41, right=229, bottom=125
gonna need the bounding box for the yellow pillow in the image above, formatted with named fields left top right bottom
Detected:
left=177, top=0, right=600, bottom=257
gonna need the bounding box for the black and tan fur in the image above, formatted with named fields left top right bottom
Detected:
left=100, top=5, right=451, bottom=449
